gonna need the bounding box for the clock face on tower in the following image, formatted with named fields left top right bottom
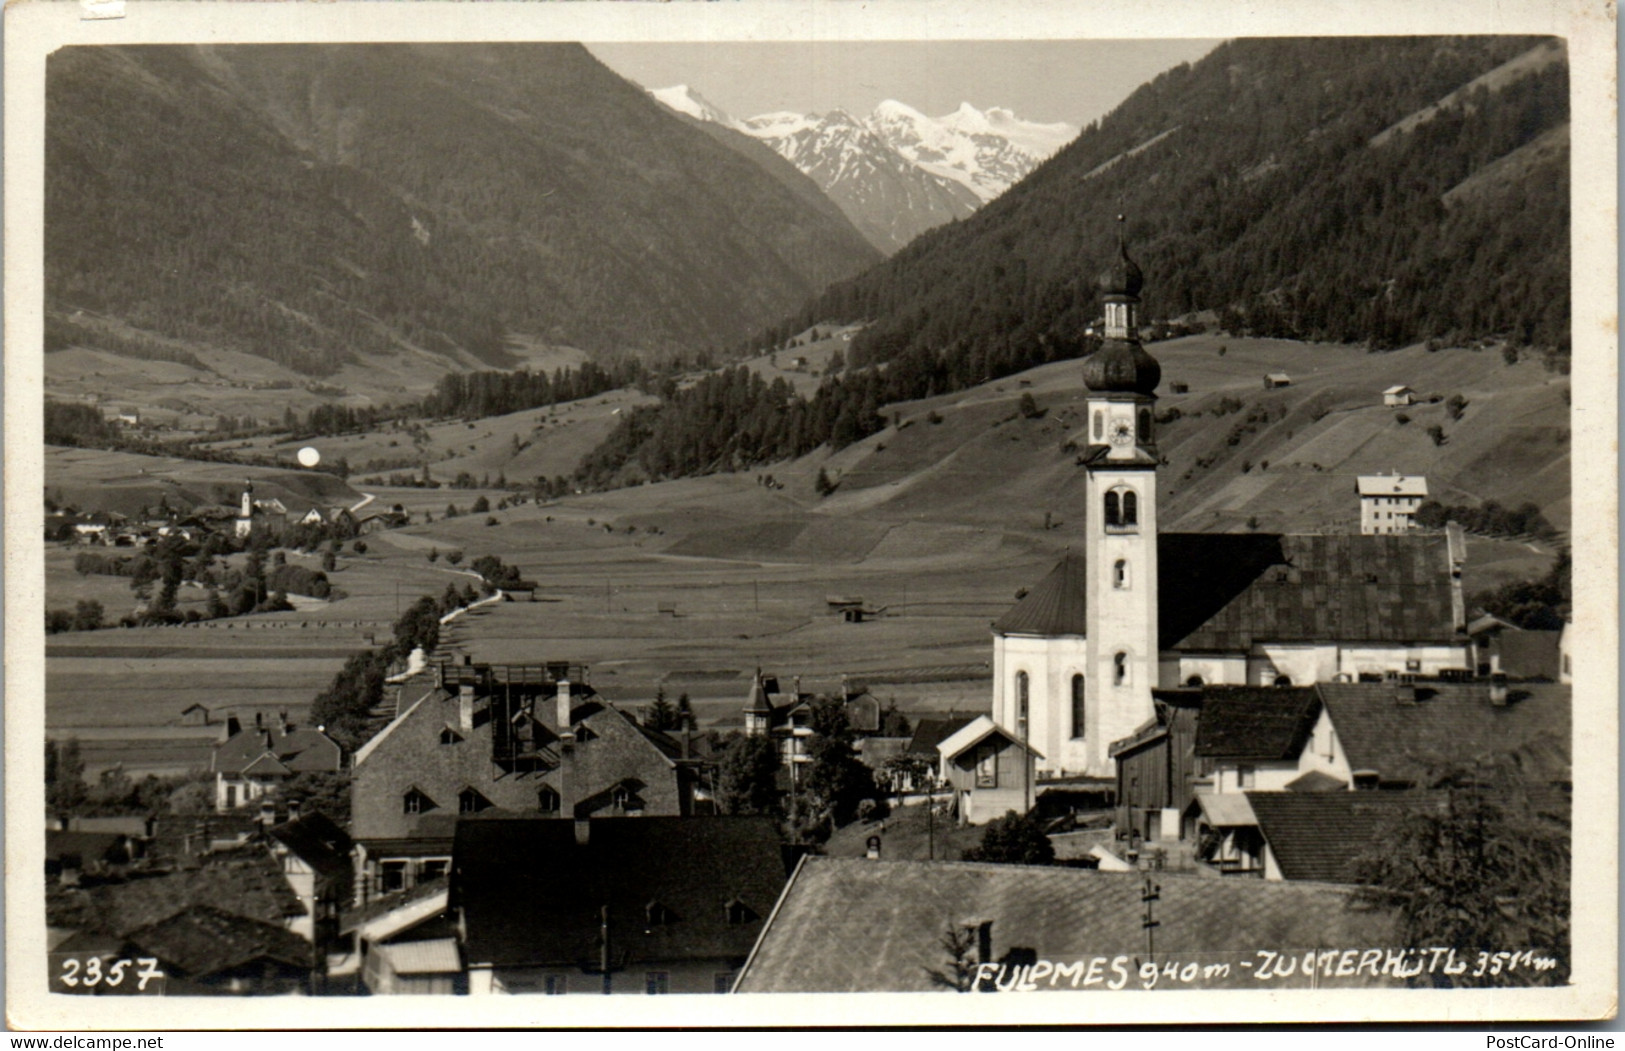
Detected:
left=1109, top=419, right=1135, bottom=446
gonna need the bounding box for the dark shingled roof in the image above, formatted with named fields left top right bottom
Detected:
left=1246, top=792, right=1446, bottom=882
left=993, top=555, right=1088, bottom=636
left=212, top=726, right=341, bottom=776
left=1194, top=687, right=1321, bottom=761
left=734, top=858, right=1395, bottom=992
left=452, top=816, right=791, bottom=970
left=1317, top=682, right=1571, bottom=786
left=995, top=534, right=1461, bottom=649
left=1496, top=630, right=1563, bottom=680
left=905, top=715, right=979, bottom=757
left=268, top=812, right=353, bottom=881
left=121, top=903, right=312, bottom=979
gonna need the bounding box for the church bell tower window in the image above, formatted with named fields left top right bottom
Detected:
left=1113, top=652, right=1129, bottom=686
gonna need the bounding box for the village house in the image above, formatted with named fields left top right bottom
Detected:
left=454, top=816, right=792, bottom=995
left=740, top=671, right=894, bottom=787
left=934, top=715, right=1043, bottom=825
left=731, top=857, right=1396, bottom=993
left=1262, top=372, right=1292, bottom=389
left=348, top=660, right=701, bottom=903
left=1357, top=473, right=1429, bottom=535
left=331, top=878, right=459, bottom=995
left=1382, top=384, right=1416, bottom=407
left=266, top=810, right=353, bottom=946
left=210, top=714, right=343, bottom=812
left=115, top=903, right=314, bottom=996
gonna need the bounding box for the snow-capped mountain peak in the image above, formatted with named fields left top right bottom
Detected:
left=648, top=84, right=737, bottom=128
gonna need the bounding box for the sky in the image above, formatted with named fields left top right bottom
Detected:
left=587, top=39, right=1222, bottom=127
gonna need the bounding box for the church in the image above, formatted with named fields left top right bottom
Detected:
left=989, top=231, right=1472, bottom=783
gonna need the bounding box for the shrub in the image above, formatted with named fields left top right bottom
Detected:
left=1395, top=413, right=1411, bottom=426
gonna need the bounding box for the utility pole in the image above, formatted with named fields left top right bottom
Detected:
left=600, top=904, right=612, bottom=995
left=1141, top=875, right=1161, bottom=963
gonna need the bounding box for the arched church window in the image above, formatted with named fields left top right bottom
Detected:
left=1113, top=652, right=1129, bottom=686
left=1015, top=671, right=1029, bottom=738
left=1092, top=411, right=1104, bottom=441
left=1103, top=491, right=1121, bottom=528
left=1138, top=409, right=1152, bottom=442
left=1113, top=559, right=1129, bottom=589
left=1123, top=490, right=1139, bottom=526
left=1071, top=675, right=1085, bottom=739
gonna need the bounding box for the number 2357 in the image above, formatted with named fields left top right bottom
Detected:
left=56, top=956, right=164, bottom=992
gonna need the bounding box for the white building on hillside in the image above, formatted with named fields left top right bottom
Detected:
left=1357, top=473, right=1428, bottom=535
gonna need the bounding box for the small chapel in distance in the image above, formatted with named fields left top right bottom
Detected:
left=988, top=228, right=1472, bottom=784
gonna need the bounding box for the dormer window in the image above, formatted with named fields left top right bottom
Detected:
left=459, top=788, right=492, bottom=814
left=403, top=788, right=436, bottom=815
left=573, top=724, right=597, bottom=743
left=725, top=898, right=758, bottom=925
left=440, top=727, right=464, bottom=746
left=645, top=901, right=677, bottom=927
left=537, top=785, right=561, bottom=816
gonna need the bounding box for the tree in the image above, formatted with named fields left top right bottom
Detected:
left=286, top=770, right=352, bottom=826
left=814, top=468, right=836, bottom=497
left=802, top=697, right=877, bottom=827
left=1427, top=425, right=1447, bottom=446
left=962, top=810, right=1056, bottom=865
left=472, top=495, right=491, bottom=514
left=71, top=599, right=104, bottom=632
left=47, top=738, right=87, bottom=811
left=645, top=688, right=678, bottom=732
left=1017, top=392, right=1042, bottom=419
left=1353, top=759, right=1570, bottom=986
left=427, top=547, right=439, bottom=563
left=716, top=733, right=782, bottom=816
left=925, top=924, right=981, bottom=992
left=321, top=550, right=337, bottom=573
left=206, top=588, right=229, bottom=619
left=445, top=550, right=464, bottom=566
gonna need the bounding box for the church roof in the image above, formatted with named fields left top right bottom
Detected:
left=992, top=554, right=1089, bottom=636
left=996, top=533, right=1462, bottom=649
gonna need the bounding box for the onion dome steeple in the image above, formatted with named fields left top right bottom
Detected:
left=1082, top=216, right=1160, bottom=396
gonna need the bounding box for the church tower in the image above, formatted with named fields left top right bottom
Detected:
left=1078, top=220, right=1161, bottom=778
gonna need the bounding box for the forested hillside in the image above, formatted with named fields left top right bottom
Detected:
left=45, top=44, right=880, bottom=376
left=759, top=37, right=1569, bottom=386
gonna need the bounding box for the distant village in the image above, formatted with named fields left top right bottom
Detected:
left=45, top=248, right=1571, bottom=998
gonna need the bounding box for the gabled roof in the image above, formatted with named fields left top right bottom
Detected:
left=241, top=752, right=293, bottom=778
left=1284, top=769, right=1348, bottom=793
left=46, top=830, right=130, bottom=865
left=733, top=858, right=1395, bottom=992
left=906, top=715, right=978, bottom=756
left=1193, top=687, right=1321, bottom=761
left=213, top=726, right=342, bottom=776
left=993, top=554, right=1088, bottom=636
left=268, top=812, right=353, bottom=880
left=1246, top=791, right=1446, bottom=882
left=1382, top=385, right=1413, bottom=395
left=121, top=904, right=311, bottom=978
left=997, top=533, right=1461, bottom=650
left=452, top=817, right=791, bottom=969
left=1317, top=682, right=1571, bottom=786
left=1356, top=475, right=1428, bottom=497
left=937, top=716, right=1044, bottom=763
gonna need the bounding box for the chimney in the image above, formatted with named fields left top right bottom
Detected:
left=225, top=715, right=242, bottom=738
left=463, top=653, right=473, bottom=666
left=865, top=834, right=882, bottom=861
left=557, top=681, right=573, bottom=734
left=457, top=687, right=474, bottom=734
left=681, top=730, right=691, bottom=761
left=287, top=799, right=302, bottom=822
left=255, top=711, right=264, bottom=731
left=1490, top=672, right=1510, bottom=706
left=258, top=800, right=277, bottom=829
left=279, top=710, right=292, bottom=734
left=574, top=818, right=591, bottom=846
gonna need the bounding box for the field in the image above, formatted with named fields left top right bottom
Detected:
left=41, top=335, right=1567, bottom=775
